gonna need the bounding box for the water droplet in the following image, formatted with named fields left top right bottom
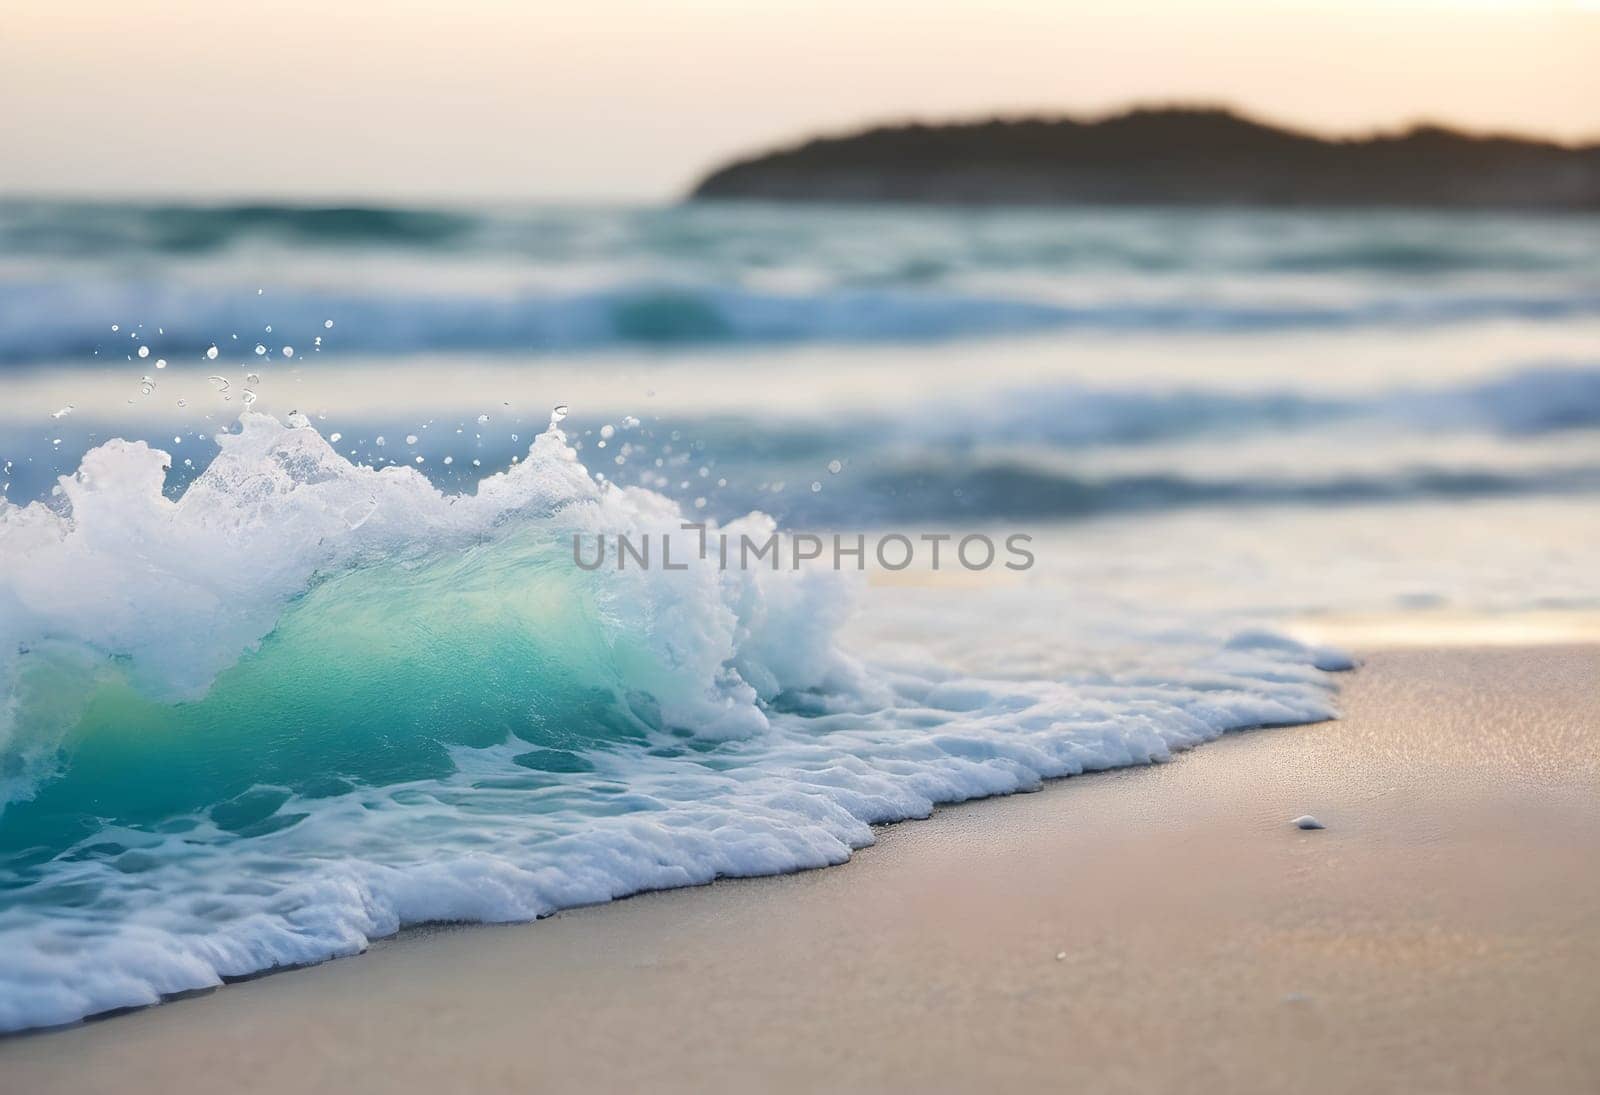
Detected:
left=177, top=398, right=188, bottom=408
left=443, top=456, right=453, bottom=465
left=405, top=434, right=419, bottom=445
left=599, top=424, right=615, bottom=440
left=246, top=373, right=260, bottom=385
left=471, top=458, right=481, bottom=467
left=50, top=404, right=74, bottom=419
left=329, top=432, right=343, bottom=443
left=375, top=435, right=386, bottom=446
left=111, top=324, right=120, bottom=332
left=207, top=375, right=229, bottom=391
left=140, top=376, right=156, bottom=395
left=476, top=413, right=489, bottom=424
left=155, top=358, right=167, bottom=369
left=551, top=404, right=569, bottom=421
left=240, top=389, right=257, bottom=405
left=173, top=436, right=182, bottom=444
left=827, top=459, right=843, bottom=474
left=810, top=481, right=822, bottom=492
left=510, top=433, right=519, bottom=442
left=286, top=411, right=309, bottom=429
left=137, top=345, right=150, bottom=358
left=694, top=497, right=707, bottom=509
left=206, top=345, right=219, bottom=360
left=622, top=415, right=640, bottom=429
left=282, top=346, right=294, bottom=358
left=414, top=455, right=424, bottom=464
left=324, top=319, right=334, bottom=329
left=254, top=344, right=267, bottom=355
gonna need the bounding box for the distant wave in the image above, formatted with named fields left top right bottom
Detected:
left=4, top=279, right=1600, bottom=364
left=622, top=361, right=1600, bottom=461
left=0, top=201, right=475, bottom=255
left=1392, top=363, right=1600, bottom=436
left=4, top=199, right=1598, bottom=362
left=583, top=360, right=1600, bottom=523
left=733, top=363, right=1600, bottom=520
left=5, top=362, right=1597, bottom=514
left=3, top=201, right=1597, bottom=277
left=779, top=460, right=1600, bottom=524
left=952, top=362, right=1600, bottom=445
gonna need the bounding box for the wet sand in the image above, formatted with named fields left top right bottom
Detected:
left=5, top=645, right=1597, bottom=1093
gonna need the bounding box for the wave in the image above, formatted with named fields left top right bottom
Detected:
left=4, top=279, right=1600, bottom=364
left=779, top=461, right=1600, bottom=524
left=0, top=281, right=1083, bottom=364
left=601, top=362, right=1600, bottom=523
left=4, top=201, right=1597, bottom=276
left=0, top=414, right=1346, bottom=1031
left=5, top=363, right=1598, bottom=519
left=938, top=361, right=1600, bottom=445
left=0, top=201, right=476, bottom=256
left=1390, top=363, right=1600, bottom=436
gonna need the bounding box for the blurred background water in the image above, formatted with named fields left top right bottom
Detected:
left=4, top=199, right=1599, bottom=531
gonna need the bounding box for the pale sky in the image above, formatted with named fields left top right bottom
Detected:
left=3, top=0, right=1597, bottom=203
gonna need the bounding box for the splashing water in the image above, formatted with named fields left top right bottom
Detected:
left=0, top=412, right=1345, bottom=1032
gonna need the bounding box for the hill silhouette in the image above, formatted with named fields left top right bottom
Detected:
left=689, top=107, right=1600, bottom=209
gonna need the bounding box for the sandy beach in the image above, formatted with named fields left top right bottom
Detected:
left=4, top=644, right=1596, bottom=1093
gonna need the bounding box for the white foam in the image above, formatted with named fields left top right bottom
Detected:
left=0, top=414, right=855, bottom=771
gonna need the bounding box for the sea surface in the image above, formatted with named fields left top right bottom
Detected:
left=1, top=201, right=1597, bottom=1031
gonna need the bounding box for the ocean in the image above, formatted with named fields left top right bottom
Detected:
left=1, top=200, right=1597, bottom=1031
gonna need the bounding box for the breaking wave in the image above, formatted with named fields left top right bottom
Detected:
left=0, top=414, right=1346, bottom=1032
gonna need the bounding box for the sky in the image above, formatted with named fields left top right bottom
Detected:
left=3, top=0, right=1598, bottom=202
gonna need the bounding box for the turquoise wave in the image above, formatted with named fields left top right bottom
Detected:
left=0, top=415, right=1345, bottom=1032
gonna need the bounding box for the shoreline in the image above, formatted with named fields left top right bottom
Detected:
left=4, top=645, right=1597, bottom=1092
